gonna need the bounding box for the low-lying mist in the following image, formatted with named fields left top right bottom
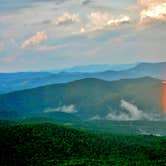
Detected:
left=44, top=105, right=77, bottom=114
left=106, top=99, right=161, bottom=121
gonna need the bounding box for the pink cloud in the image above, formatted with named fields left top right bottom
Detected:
left=21, top=31, right=48, bottom=48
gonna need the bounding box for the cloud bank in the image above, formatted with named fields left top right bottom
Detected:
left=87, top=12, right=131, bottom=32
left=44, top=105, right=77, bottom=114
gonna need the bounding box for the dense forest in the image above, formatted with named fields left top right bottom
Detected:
left=0, top=122, right=166, bottom=166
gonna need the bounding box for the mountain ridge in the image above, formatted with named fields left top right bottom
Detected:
left=0, top=77, right=164, bottom=120
left=0, top=62, right=166, bottom=94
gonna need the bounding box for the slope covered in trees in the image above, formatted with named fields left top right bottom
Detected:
left=0, top=123, right=166, bottom=166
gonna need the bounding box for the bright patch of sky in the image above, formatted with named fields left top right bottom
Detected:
left=0, top=0, right=166, bottom=72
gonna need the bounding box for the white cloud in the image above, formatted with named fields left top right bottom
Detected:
left=21, top=31, right=48, bottom=48
left=106, top=99, right=159, bottom=121
left=120, top=99, right=142, bottom=120
left=139, top=0, right=166, bottom=23
left=86, top=12, right=131, bottom=32
left=106, top=112, right=131, bottom=121
left=44, top=105, right=77, bottom=114
left=55, top=12, right=80, bottom=26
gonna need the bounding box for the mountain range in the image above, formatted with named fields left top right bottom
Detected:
left=0, top=77, right=164, bottom=120
left=0, top=62, right=166, bottom=94
left=51, top=63, right=138, bottom=73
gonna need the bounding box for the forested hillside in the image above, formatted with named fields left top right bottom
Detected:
left=0, top=123, right=166, bottom=166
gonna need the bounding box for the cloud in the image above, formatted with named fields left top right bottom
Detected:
left=55, top=12, right=80, bottom=26
left=106, top=112, right=132, bottom=121
left=106, top=99, right=159, bottom=121
left=120, top=99, right=142, bottom=120
left=44, top=105, right=77, bottom=114
left=21, top=31, right=48, bottom=48
left=85, top=12, right=131, bottom=32
left=139, top=0, right=166, bottom=24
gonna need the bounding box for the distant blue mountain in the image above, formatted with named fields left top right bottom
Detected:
left=51, top=63, right=139, bottom=73
left=0, top=62, right=166, bottom=94
left=0, top=72, right=52, bottom=94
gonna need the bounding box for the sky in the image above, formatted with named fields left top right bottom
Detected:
left=0, top=0, right=166, bottom=72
